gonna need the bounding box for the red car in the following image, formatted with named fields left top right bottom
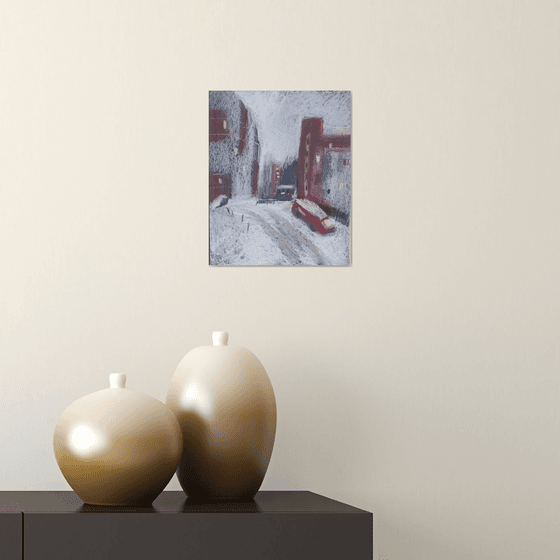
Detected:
left=291, top=199, right=335, bottom=234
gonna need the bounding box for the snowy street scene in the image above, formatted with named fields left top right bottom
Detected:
left=209, top=91, right=351, bottom=266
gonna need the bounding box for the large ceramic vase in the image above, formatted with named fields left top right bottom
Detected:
left=166, top=332, right=277, bottom=501
left=53, top=373, right=183, bottom=506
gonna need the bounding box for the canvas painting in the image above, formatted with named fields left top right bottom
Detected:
left=209, top=91, right=351, bottom=266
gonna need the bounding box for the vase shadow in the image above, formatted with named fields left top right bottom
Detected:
left=182, top=497, right=261, bottom=513
left=77, top=503, right=157, bottom=513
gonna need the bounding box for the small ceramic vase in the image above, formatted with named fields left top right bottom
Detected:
left=53, top=373, right=183, bottom=506
left=166, top=332, right=277, bottom=501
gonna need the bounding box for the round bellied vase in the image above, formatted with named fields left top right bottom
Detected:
left=53, top=373, right=183, bottom=506
left=166, top=332, right=277, bottom=501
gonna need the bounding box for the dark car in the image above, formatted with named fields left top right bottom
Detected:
left=291, top=199, right=335, bottom=234
left=275, top=185, right=295, bottom=201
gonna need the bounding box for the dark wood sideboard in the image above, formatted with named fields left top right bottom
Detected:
left=0, top=491, right=372, bottom=559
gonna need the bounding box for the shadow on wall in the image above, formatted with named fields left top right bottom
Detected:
left=375, top=516, right=473, bottom=560
left=271, top=343, right=475, bottom=560
left=270, top=343, right=378, bottom=491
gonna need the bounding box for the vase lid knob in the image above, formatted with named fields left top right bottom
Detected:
left=109, top=373, right=126, bottom=388
left=212, top=332, right=229, bottom=346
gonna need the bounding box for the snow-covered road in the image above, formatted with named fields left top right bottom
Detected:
left=209, top=197, right=350, bottom=266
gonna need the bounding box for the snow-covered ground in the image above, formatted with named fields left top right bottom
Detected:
left=209, top=196, right=350, bottom=266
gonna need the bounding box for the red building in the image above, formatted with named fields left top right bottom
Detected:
left=296, top=118, right=351, bottom=220
left=209, top=173, right=231, bottom=201
left=252, top=162, right=259, bottom=197
left=270, top=162, right=283, bottom=198
left=209, top=92, right=259, bottom=202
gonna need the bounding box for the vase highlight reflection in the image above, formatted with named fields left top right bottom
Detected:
left=53, top=373, right=183, bottom=506
left=166, top=332, right=277, bottom=501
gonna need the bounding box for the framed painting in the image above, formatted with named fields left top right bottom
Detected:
left=209, top=91, right=351, bottom=266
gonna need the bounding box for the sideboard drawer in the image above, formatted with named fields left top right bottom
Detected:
left=0, top=509, right=21, bottom=559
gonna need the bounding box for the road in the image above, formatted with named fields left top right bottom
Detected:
left=209, top=198, right=350, bottom=266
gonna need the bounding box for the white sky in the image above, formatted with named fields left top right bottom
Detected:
left=236, top=91, right=351, bottom=167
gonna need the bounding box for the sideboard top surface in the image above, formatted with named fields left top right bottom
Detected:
left=0, top=491, right=370, bottom=515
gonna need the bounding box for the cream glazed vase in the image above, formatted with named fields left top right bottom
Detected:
left=166, top=332, right=277, bottom=501
left=53, top=373, right=183, bottom=506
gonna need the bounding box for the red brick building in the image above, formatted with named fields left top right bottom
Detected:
left=209, top=92, right=259, bottom=202
left=209, top=173, right=231, bottom=201
left=296, top=117, right=351, bottom=221
left=270, top=162, right=283, bottom=199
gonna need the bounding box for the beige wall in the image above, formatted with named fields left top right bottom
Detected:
left=1, top=1, right=559, bottom=558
